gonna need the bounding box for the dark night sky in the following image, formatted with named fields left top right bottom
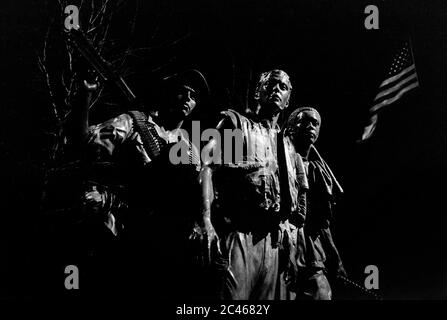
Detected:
left=0, top=0, right=446, bottom=299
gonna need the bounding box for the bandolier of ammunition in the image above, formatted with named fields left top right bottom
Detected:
left=128, top=111, right=167, bottom=161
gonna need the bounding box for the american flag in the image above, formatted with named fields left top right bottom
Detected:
left=360, top=40, right=420, bottom=141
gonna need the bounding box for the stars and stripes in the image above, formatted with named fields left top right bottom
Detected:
left=360, top=40, right=420, bottom=141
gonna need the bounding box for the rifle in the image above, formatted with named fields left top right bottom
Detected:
left=66, top=28, right=137, bottom=104
left=336, top=274, right=383, bottom=300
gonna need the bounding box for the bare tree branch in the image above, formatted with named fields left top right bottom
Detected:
left=115, top=0, right=139, bottom=71
left=88, top=85, right=105, bottom=111
left=90, top=0, right=109, bottom=27
left=37, top=23, right=61, bottom=124
left=88, top=0, right=96, bottom=26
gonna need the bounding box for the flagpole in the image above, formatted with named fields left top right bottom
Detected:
left=408, top=36, right=421, bottom=85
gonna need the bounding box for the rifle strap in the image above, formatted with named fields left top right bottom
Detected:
left=128, top=111, right=166, bottom=161
left=277, top=131, right=293, bottom=219
left=337, top=274, right=382, bottom=300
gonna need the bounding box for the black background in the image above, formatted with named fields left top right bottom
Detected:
left=0, top=0, right=446, bottom=300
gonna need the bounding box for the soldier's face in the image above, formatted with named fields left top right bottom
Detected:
left=294, top=110, right=320, bottom=145
left=177, top=85, right=197, bottom=117
left=258, top=73, right=291, bottom=111
left=168, top=85, right=198, bottom=118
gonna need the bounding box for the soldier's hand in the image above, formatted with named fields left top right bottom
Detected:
left=83, top=79, right=98, bottom=92
left=189, top=215, right=221, bottom=267
left=82, top=185, right=105, bottom=215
